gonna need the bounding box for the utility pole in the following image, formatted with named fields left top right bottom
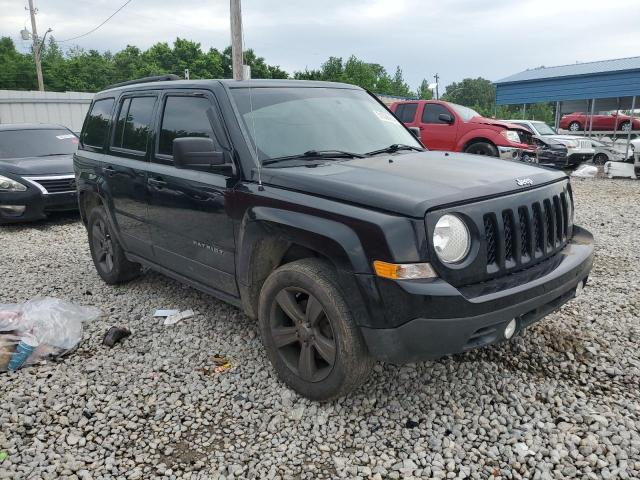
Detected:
left=27, top=0, right=44, bottom=91
left=433, top=73, right=439, bottom=100
left=230, top=0, right=244, bottom=80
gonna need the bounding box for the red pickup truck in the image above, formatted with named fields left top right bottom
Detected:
left=390, top=100, right=537, bottom=161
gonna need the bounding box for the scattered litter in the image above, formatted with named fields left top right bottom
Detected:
left=0, top=298, right=101, bottom=372
left=603, top=161, right=637, bottom=179
left=163, top=309, right=194, bottom=326
left=103, top=326, right=131, bottom=348
left=153, top=309, right=180, bottom=318
left=571, top=164, right=598, bottom=178
left=0, top=451, right=7, bottom=462
left=199, top=354, right=232, bottom=376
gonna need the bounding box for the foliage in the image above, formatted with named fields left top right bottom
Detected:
left=0, top=37, right=289, bottom=92
left=293, top=56, right=415, bottom=97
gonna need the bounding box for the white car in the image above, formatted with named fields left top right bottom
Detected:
left=590, top=139, right=633, bottom=164
left=508, top=120, right=595, bottom=167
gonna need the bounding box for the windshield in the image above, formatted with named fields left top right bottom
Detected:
left=448, top=103, right=481, bottom=121
left=230, top=87, right=421, bottom=163
left=530, top=122, right=557, bottom=135
left=0, top=129, right=78, bottom=159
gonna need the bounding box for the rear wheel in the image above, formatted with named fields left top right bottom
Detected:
left=619, top=121, right=631, bottom=132
left=568, top=121, right=581, bottom=132
left=464, top=141, right=498, bottom=157
left=87, top=208, right=140, bottom=284
left=258, top=258, right=373, bottom=401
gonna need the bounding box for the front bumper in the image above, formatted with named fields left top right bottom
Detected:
left=0, top=186, right=77, bottom=224
left=360, top=226, right=594, bottom=363
left=567, top=149, right=594, bottom=166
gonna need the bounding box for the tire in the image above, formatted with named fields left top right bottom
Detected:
left=258, top=258, right=373, bottom=401
left=593, top=153, right=608, bottom=165
left=619, top=121, right=631, bottom=132
left=87, top=207, right=140, bottom=284
left=568, top=121, right=581, bottom=132
left=464, top=141, right=498, bottom=157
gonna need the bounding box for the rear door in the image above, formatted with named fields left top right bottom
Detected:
left=102, top=92, right=158, bottom=259
left=145, top=90, right=238, bottom=296
left=418, top=102, right=458, bottom=151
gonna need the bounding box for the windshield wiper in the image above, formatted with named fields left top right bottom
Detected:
left=366, top=144, right=424, bottom=156
left=262, top=149, right=365, bottom=166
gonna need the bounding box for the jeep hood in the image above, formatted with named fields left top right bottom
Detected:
left=0, top=154, right=74, bottom=176
left=261, top=151, right=566, bottom=217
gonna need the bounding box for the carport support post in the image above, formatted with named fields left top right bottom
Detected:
left=624, top=96, right=636, bottom=161
left=587, top=99, right=596, bottom=138
left=554, top=101, right=561, bottom=130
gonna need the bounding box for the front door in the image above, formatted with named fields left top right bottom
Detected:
left=103, top=93, right=158, bottom=259
left=418, top=102, right=458, bottom=151
left=145, top=91, right=238, bottom=296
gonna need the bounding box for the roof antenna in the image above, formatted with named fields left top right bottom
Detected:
left=249, top=86, right=263, bottom=191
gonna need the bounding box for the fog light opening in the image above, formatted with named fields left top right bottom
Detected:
left=504, top=319, right=517, bottom=339
left=0, top=205, right=26, bottom=216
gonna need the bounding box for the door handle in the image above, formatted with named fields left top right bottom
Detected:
left=104, top=166, right=116, bottom=177
left=148, top=178, right=167, bottom=188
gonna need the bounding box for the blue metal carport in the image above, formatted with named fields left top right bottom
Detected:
left=495, top=56, right=640, bottom=164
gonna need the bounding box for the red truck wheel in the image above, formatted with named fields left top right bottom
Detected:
left=464, top=142, right=498, bottom=157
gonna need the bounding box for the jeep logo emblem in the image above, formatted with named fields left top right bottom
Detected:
left=515, top=178, right=534, bottom=187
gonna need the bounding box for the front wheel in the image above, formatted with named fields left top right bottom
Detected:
left=619, top=121, right=631, bottom=132
left=258, top=259, right=373, bottom=401
left=593, top=153, right=608, bottom=165
left=464, top=141, right=498, bottom=157
left=87, top=208, right=140, bottom=284
left=568, top=121, right=581, bottom=132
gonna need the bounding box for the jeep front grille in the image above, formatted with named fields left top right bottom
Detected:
left=426, top=180, right=573, bottom=287
left=484, top=191, right=570, bottom=270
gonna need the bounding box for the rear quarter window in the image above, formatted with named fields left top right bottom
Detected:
left=81, top=98, right=115, bottom=148
left=394, top=103, right=418, bottom=123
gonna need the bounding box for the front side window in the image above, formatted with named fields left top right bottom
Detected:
left=395, top=103, right=418, bottom=123
left=0, top=129, right=77, bottom=159
left=421, top=104, right=453, bottom=124
left=112, top=96, right=156, bottom=152
left=158, top=96, right=216, bottom=156
left=82, top=98, right=114, bottom=148
left=230, top=87, right=421, bottom=162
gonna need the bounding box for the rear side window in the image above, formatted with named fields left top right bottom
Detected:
left=421, top=104, right=452, bottom=124
left=394, top=103, right=417, bottom=123
left=82, top=98, right=114, bottom=148
left=112, top=96, right=156, bottom=152
left=158, top=96, right=216, bottom=156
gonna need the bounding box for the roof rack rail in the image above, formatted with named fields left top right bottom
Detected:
left=106, top=74, right=181, bottom=90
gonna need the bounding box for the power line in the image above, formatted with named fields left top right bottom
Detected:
left=56, top=0, right=133, bottom=43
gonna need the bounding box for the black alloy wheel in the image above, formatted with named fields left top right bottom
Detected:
left=92, top=217, right=115, bottom=273
left=269, top=287, right=336, bottom=382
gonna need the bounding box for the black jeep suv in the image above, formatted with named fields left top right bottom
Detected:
left=74, top=77, right=594, bottom=400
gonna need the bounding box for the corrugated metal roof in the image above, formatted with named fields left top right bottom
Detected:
left=495, top=56, right=640, bottom=84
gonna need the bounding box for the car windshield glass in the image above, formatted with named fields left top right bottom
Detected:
left=230, top=87, right=421, bottom=163
left=448, top=103, right=480, bottom=121
left=531, top=122, right=557, bottom=135
left=0, top=129, right=78, bottom=159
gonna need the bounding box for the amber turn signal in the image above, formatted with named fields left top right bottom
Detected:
left=373, top=260, right=438, bottom=280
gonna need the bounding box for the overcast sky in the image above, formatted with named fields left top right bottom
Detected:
left=3, top=0, right=640, bottom=90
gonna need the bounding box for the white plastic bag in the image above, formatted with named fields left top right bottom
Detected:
left=571, top=164, right=598, bottom=178
left=0, top=298, right=101, bottom=372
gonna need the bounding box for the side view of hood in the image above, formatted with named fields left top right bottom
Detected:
left=0, top=154, right=75, bottom=176
left=468, top=116, right=532, bottom=134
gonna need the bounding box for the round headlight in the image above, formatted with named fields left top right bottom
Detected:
left=433, top=214, right=471, bottom=264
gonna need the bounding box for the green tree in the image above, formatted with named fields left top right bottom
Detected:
left=416, top=79, right=433, bottom=100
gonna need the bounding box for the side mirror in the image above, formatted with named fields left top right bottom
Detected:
left=439, top=113, right=454, bottom=124
left=408, top=127, right=421, bottom=138
left=173, top=137, right=224, bottom=171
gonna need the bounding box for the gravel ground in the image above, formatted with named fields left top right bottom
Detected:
left=1, top=177, right=639, bottom=480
